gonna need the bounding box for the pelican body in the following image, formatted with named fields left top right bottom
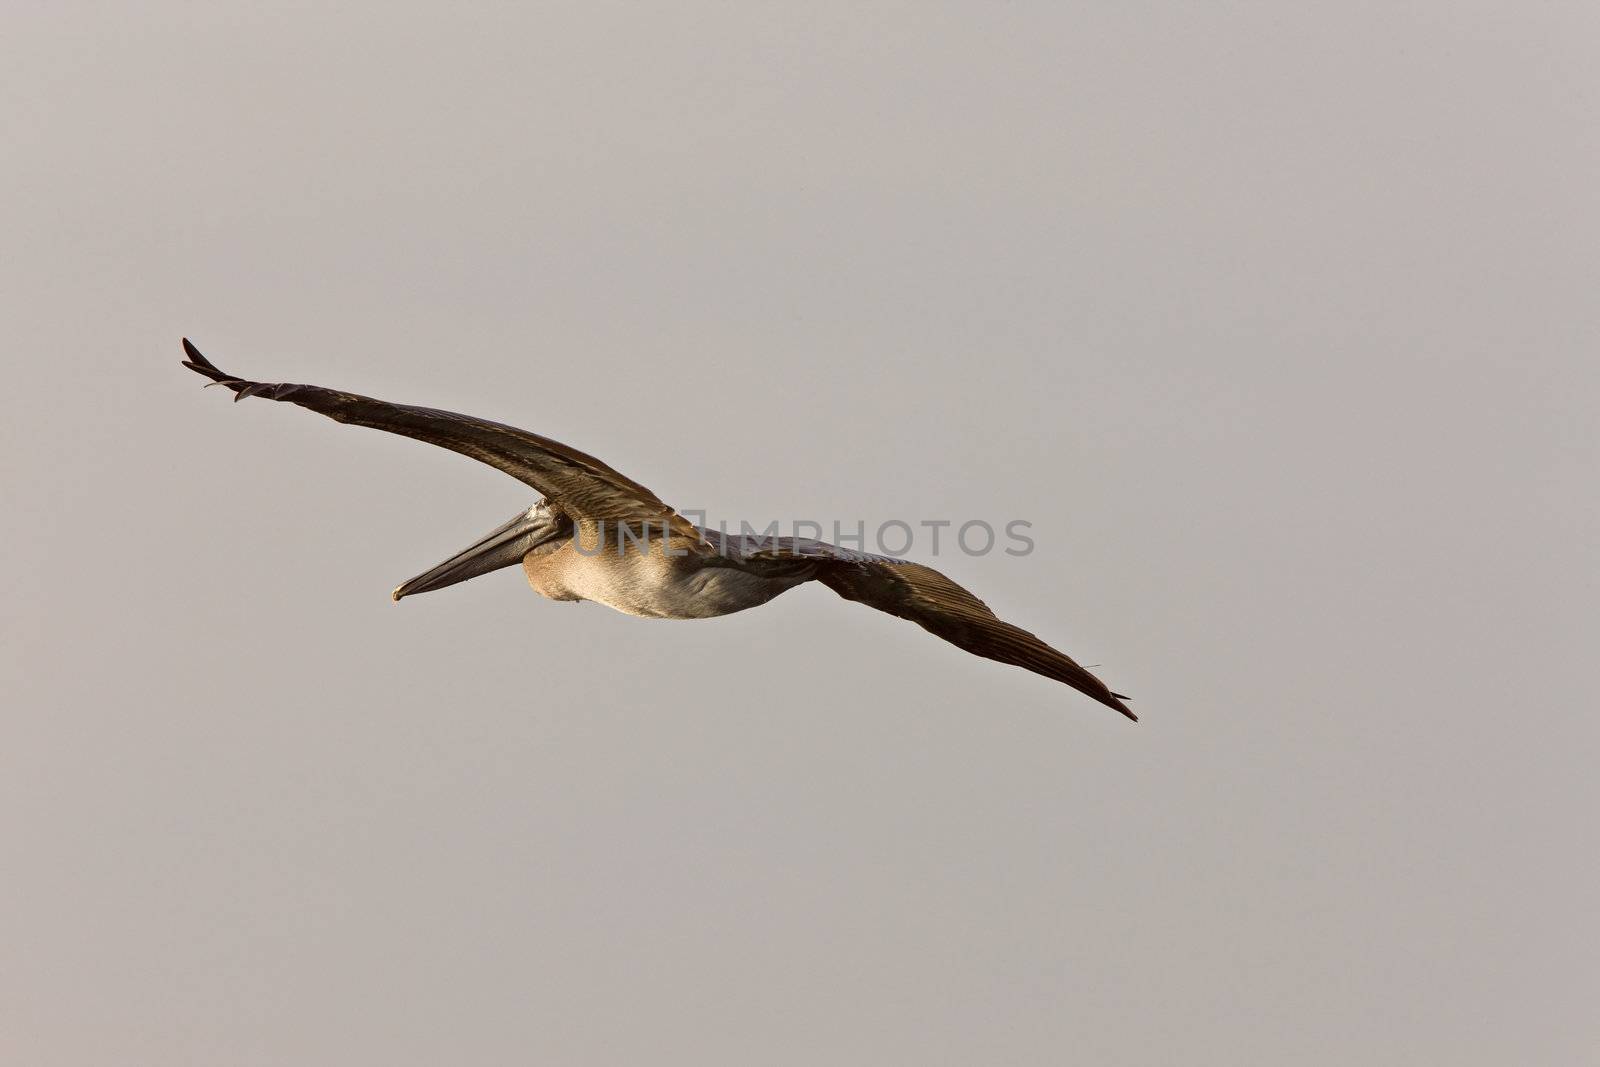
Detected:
left=412, top=505, right=806, bottom=621
left=182, top=340, right=1135, bottom=720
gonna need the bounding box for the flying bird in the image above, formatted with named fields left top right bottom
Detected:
left=181, top=339, right=1135, bottom=720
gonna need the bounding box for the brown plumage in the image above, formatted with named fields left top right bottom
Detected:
left=182, top=339, right=1136, bottom=721
left=183, top=339, right=703, bottom=544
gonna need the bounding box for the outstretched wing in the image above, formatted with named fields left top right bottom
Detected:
left=182, top=339, right=703, bottom=542
left=750, top=540, right=1133, bottom=720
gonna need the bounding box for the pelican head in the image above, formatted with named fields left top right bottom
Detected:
left=392, top=500, right=570, bottom=601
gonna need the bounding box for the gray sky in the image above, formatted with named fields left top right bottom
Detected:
left=4, top=3, right=1596, bottom=1063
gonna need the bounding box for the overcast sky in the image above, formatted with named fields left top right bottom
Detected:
left=4, top=3, right=1596, bottom=1063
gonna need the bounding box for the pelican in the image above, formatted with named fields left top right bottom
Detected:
left=181, top=339, right=1135, bottom=720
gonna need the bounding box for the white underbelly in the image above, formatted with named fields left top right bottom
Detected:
left=527, top=546, right=800, bottom=620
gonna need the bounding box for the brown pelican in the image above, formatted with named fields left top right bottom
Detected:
left=181, top=339, right=1135, bottom=720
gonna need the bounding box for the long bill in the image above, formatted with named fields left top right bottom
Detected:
left=391, top=506, right=560, bottom=601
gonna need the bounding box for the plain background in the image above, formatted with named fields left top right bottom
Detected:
left=4, top=3, right=1595, bottom=1063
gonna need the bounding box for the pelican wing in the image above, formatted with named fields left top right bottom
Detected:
left=182, top=339, right=702, bottom=541
left=757, top=542, right=1134, bottom=720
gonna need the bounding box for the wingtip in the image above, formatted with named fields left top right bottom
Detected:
left=181, top=337, right=222, bottom=379
left=180, top=337, right=212, bottom=370
left=181, top=339, right=261, bottom=399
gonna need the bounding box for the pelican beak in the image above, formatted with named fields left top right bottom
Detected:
left=392, top=507, right=559, bottom=601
